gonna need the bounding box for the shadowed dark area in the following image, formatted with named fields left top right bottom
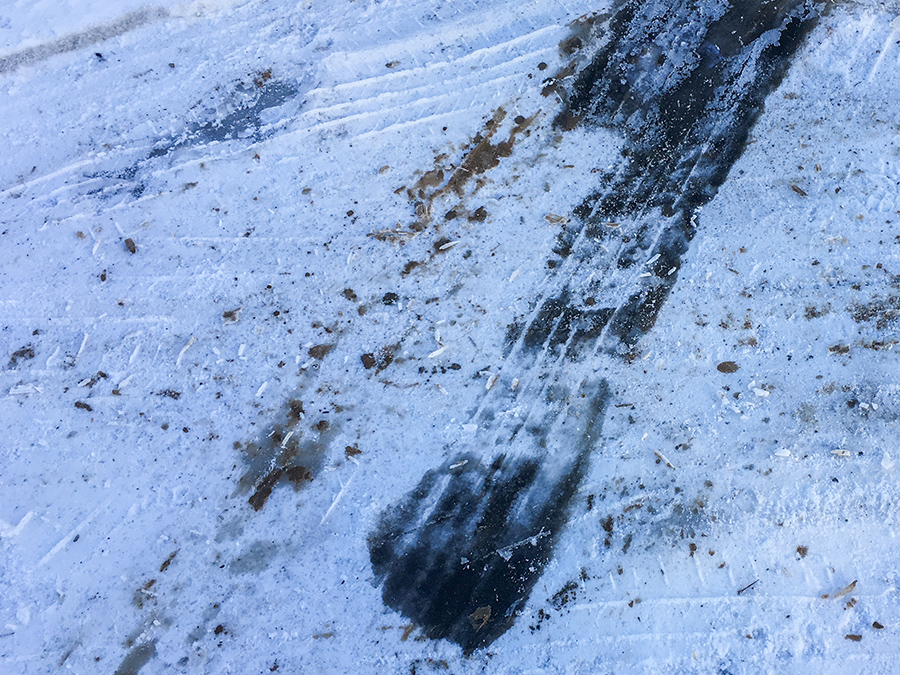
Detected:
left=370, top=0, right=823, bottom=654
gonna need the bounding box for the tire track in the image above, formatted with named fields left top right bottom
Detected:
left=0, top=6, right=170, bottom=74
left=368, top=0, right=827, bottom=655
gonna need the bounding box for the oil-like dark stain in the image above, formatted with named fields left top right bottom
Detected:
left=508, top=0, right=824, bottom=357
left=370, top=0, right=821, bottom=655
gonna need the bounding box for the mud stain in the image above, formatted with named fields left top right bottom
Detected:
left=360, top=342, right=400, bottom=374
left=7, top=344, right=35, bottom=367
left=399, top=107, right=539, bottom=234
left=233, top=385, right=347, bottom=512
left=439, top=110, right=537, bottom=198
left=239, top=423, right=335, bottom=511
left=850, top=295, right=900, bottom=330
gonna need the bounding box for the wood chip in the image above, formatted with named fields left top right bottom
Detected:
left=833, top=580, right=857, bottom=599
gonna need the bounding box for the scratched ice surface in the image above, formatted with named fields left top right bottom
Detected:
left=1, top=1, right=900, bottom=673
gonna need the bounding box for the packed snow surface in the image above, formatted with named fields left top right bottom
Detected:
left=1, top=0, right=900, bottom=673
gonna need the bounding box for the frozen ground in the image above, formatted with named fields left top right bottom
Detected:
left=1, top=0, right=900, bottom=673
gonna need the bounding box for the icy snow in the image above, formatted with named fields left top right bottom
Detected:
left=1, top=0, right=900, bottom=673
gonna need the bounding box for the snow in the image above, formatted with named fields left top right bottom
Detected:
left=1, top=0, right=900, bottom=673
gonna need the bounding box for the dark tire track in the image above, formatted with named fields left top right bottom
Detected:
left=369, top=0, right=825, bottom=654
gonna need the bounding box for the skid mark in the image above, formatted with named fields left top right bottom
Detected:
left=288, top=73, right=524, bottom=142
left=368, top=0, right=826, bottom=654
left=3, top=67, right=305, bottom=218
left=0, top=9, right=556, bottom=215
left=312, top=4, right=573, bottom=88
left=39, top=497, right=114, bottom=566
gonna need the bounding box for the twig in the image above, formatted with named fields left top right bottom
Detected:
left=737, top=579, right=759, bottom=595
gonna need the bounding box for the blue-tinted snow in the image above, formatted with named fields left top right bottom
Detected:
left=1, top=0, right=899, bottom=673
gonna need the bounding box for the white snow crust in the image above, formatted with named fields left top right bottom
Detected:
left=1, top=0, right=900, bottom=673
